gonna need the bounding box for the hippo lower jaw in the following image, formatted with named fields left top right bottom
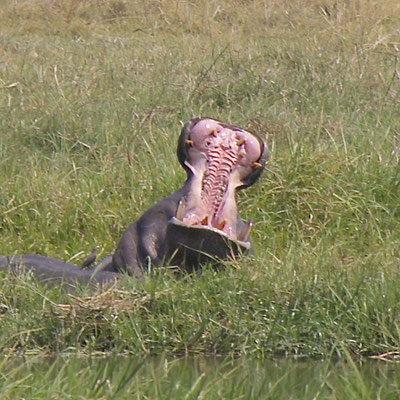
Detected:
left=166, top=217, right=251, bottom=270
left=166, top=118, right=266, bottom=268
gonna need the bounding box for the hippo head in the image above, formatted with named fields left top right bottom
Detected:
left=167, top=117, right=268, bottom=269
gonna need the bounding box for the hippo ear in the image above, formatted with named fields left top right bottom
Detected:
left=238, top=137, right=269, bottom=190
left=177, top=117, right=201, bottom=175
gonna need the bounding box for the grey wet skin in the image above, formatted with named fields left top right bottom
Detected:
left=0, top=117, right=268, bottom=284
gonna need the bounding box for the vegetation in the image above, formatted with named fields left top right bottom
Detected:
left=1, top=0, right=400, bottom=391
left=1, top=353, right=400, bottom=399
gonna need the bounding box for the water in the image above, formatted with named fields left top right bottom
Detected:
left=1, top=354, right=400, bottom=399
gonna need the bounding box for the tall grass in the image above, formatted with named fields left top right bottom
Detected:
left=0, top=0, right=400, bottom=363
left=0, top=353, right=399, bottom=399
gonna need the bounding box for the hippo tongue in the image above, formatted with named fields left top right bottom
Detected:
left=177, top=118, right=263, bottom=241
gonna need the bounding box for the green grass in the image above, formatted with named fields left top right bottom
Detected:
left=1, top=259, right=400, bottom=358
left=0, top=353, right=400, bottom=399
left=1, top=0, right=400, bottom=366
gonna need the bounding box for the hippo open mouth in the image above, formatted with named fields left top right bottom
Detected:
left=166, top=117, right=267, bottom=268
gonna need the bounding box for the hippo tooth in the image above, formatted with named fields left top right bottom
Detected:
left=237, top=219, right=252, bottom=242
left=251, top=161, right=262, bottom=169
left=217, top=220, right=226, bottom=230
left=201, top=215, right=209, bottom=225
left=185, top=139, right=194, bottom=147
left=211, top=128, right=217, bottom=137
left=236, top=138, right=245, bottom=146
left=176, top=199, right=185, bottom=220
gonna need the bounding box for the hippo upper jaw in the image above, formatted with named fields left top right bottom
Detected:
left=175, top=117, right=267, bottom=241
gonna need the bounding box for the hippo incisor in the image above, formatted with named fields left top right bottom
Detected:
left=0, top=117, right=268, bottom=284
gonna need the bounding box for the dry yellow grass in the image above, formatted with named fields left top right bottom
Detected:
left=1, top=0, right=399, bottom=43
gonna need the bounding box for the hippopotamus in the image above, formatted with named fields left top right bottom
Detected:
left=0, top=117, right=268, bottom=284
